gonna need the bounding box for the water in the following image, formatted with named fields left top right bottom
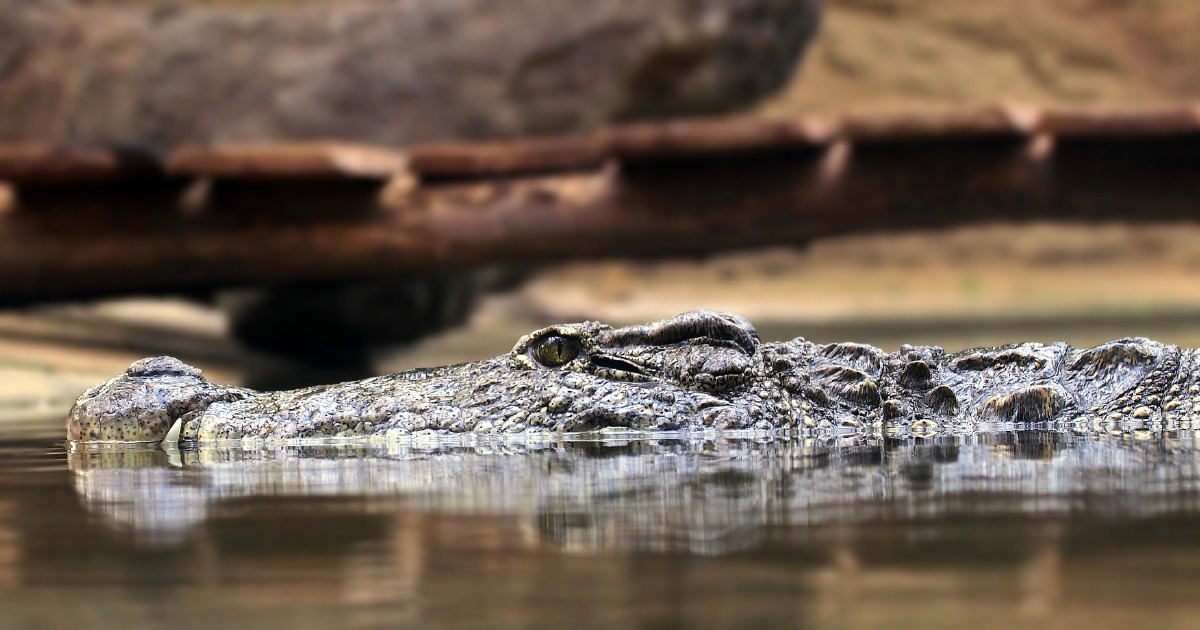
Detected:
left=3, top=418, right=1200, bottom=629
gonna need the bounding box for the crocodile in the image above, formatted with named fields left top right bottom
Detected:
left=67, top=310, right=1200, bottom=443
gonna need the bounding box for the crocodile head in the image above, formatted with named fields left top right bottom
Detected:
left=497, top=309, right=768, bottom=432
left=68, top=311, right=779, bottom=442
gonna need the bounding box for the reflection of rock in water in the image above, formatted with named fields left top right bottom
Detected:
left=68, top=433, right=1200, bottom=554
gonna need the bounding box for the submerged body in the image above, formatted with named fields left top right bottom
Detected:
left=68, top=311, right=1200, bottom=443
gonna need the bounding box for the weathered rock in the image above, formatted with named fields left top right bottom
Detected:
left=0, top=0, right=821, bottom=147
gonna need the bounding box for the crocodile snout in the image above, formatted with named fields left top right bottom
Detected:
left=67, top=357, right=250, bottom=443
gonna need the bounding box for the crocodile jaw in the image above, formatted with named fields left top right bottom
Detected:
left=175, top=358, right=753, bottom=441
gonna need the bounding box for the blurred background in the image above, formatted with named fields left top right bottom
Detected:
left=4, top=4, right=1200, bottom=629
left=2, top=0, right=1199, bottom=417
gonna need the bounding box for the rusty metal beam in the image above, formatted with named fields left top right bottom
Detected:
left=166, top=143, right=407, bottom=180
left=0, top=144, right=161, bottom=184
left=1, top=104, right=1199, bottom=303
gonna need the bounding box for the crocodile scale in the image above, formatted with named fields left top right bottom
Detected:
left=68, top=311, right=1200, bottom=443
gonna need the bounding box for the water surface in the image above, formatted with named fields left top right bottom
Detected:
left=3, top=418, right=1200, bottom=629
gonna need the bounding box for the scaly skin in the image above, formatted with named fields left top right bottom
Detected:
left=67, top=311, right=1200, bottom=443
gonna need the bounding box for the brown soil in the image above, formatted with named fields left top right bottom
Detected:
left=764, top=0, right=1200, bottom=114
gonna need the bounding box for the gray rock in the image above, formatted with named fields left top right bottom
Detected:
left=0, top=0, right=820, bottom=147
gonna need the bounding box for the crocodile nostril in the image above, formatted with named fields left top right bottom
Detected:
left=126, top=356, right=204, bottom=379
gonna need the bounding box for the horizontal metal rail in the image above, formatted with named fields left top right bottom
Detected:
left=1, top=104, right=1198, bottom=302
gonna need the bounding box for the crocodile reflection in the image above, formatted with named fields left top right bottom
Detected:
left=69, top=432, right=1200, bottom=553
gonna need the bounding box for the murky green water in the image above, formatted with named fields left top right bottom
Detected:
left=3, top=418, right=1200, bottom=629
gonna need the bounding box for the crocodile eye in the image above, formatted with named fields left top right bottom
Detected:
left=533, top=335, right=582, bottom=367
